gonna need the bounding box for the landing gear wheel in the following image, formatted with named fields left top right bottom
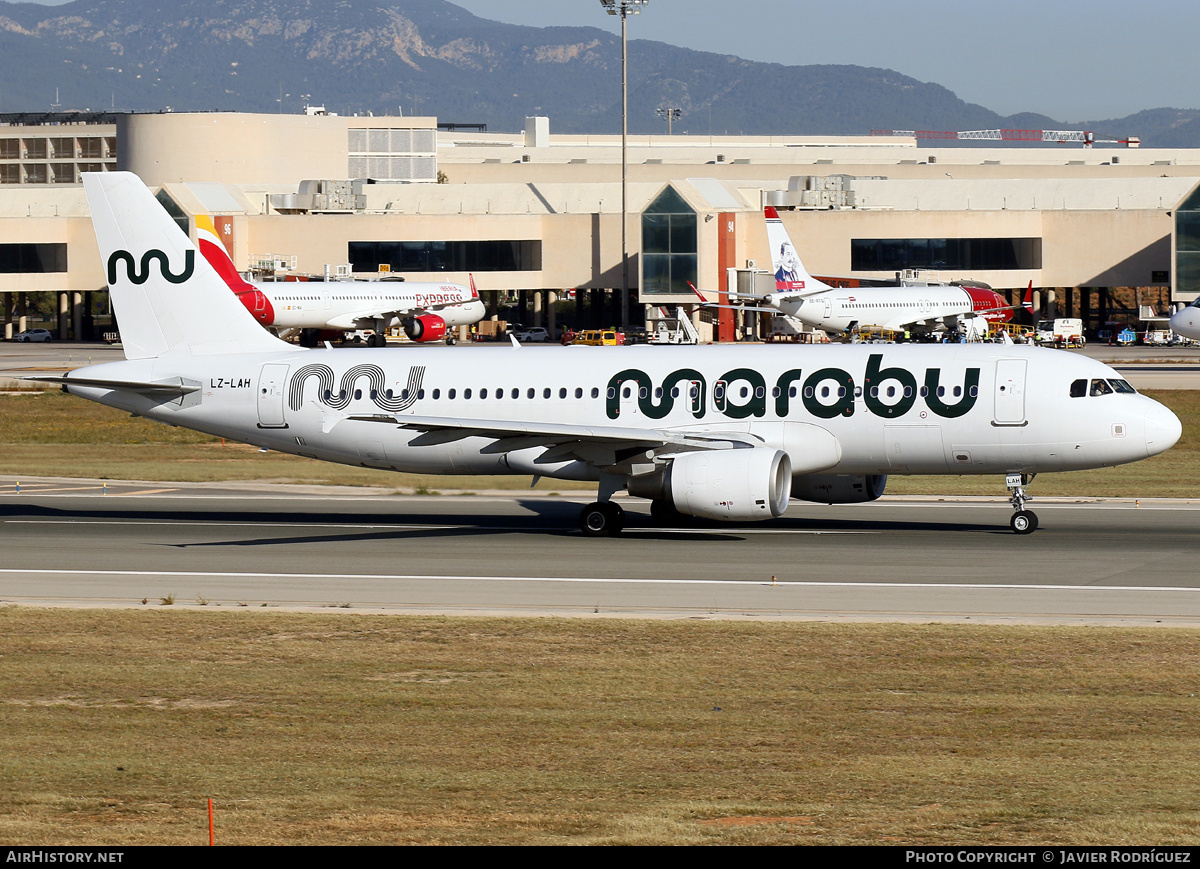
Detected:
left=1010, top=510, right=1039, bottom=535
left=579, top=502, right=625, bottom=537
left=446, top=336, right=457, bottom=346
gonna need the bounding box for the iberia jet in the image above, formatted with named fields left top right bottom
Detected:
left=195, top=215, right=485, bottom=347
left=38, top=173, right=1181, bottom=537
left=748, top=206, right=1018, bottom=338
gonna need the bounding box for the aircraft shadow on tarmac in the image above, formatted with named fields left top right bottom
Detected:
left=0, top=500, right=1004, bottom=544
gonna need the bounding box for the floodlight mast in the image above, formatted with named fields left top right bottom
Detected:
left=599, top=0, right=648, bottom=328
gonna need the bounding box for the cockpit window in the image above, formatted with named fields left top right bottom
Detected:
left=1090, top=379, right=1114, bottom=396
left=1108, top=379, right=1137, bottom=394
left=1070, top=379, right=1087, bottom=398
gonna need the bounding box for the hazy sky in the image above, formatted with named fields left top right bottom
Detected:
left=19, top=0, right=1200, bottom=121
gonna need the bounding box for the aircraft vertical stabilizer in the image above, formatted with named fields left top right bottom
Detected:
left=764, top=206, right=832, bottom=296
left=83, top=172, right=290, bottom=360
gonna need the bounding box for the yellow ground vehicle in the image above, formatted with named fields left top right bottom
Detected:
left=572, top=329, right=624, bottom=346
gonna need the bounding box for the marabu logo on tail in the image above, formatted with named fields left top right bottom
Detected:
left=107, top=249, right=195, bottom=285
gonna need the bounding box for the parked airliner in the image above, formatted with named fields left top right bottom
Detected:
left=40, top=173, right=1181, bottom=536
left=746, top=206, right=1018, bottom=337
left=195, top=215, right=485, bottom=347
left=1169, top=297, right=1200, bottom=341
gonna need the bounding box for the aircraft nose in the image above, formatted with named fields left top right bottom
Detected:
left=1144, top=400, right=1182, bottom=458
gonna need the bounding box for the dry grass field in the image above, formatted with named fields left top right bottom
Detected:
left=0, top=389, right=1196, bottom=498
left=2, top=610, right=1200, bottom=846
left=2, top=390, right=1199, bottom=845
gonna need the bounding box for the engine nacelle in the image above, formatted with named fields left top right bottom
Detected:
left=790, top=474, right=887, bottom=505
left=404, top=314, right=448, bottom=343
left=629, top=448, right=792, bottom=522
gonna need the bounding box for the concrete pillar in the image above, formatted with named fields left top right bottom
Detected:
left=4, top=292, right=11, bottom=340
left=1045, top=289, right=1056, bottom=318
left=59, top=292, right=69, bottom=340
left=546, top=290, right=557, bottom=338
left=73, top=292, right=83, bottom=341
left=18, top=292, right=27, bottom=333
left=531, top=289, right=543, bottom=328
left=82, top=291, right=95, bottom=340
left=1031, top=290, right=1041, bottom=320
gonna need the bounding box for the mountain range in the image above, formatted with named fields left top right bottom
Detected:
left=1, top=0, right=1198, bottom=147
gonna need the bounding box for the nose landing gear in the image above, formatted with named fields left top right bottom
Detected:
left=1006, top=473, right=1038, bottom=534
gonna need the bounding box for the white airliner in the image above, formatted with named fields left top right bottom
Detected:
left=40, top=173, right=1181, bottom=537
left=194, top=215, right=486, bottom=347
left=1169, top=297, right=1200, bottom=341
left=743, top=206, right=1020, bottom=337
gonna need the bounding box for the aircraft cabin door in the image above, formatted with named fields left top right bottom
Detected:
left=993, top=359, right=1027, bottom=426
left=257, top=363, right=289, bottom=429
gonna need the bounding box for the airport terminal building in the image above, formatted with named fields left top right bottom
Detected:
left=3, top=109, right=1200, bottom=340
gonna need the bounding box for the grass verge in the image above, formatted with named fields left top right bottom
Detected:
left=2, top=609, right=1199, bottom=845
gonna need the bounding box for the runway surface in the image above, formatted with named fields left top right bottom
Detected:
left=2, top=486, right=1197, bottom=626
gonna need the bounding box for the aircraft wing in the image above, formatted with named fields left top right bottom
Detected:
left=343, top=413, right=841, bottom=474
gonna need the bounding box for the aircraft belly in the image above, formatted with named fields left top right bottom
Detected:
left=884, top=425, right=949, bottom=473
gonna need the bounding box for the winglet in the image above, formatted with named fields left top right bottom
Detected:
left=1021, top=280, right=1034, bottom=311
left=469, top=273, right=480, bottom=299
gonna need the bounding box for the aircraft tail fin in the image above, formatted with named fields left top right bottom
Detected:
left=1021, top=280, right=1035, bottom=312
left=84, top=172, right=291, bottom=360
left=764, top=206, right=832, bottom=296
left=195, top=214, right=257, bottom=294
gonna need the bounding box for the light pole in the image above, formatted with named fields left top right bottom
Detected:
left=656, top=107, right=681, bottom=135
left=600, top=0, right=648, bottom=328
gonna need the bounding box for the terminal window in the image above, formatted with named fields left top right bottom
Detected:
left=0, top=243, right=67, bottom=274
left=1175, top=185, right=1200, bottom=297
left=851, top=237, right=1042, bottom=271
left=348, top=240, right=541, bottom=272
left=641, top=186, right=697, bottom=294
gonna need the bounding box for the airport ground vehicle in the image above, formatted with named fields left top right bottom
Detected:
left=13, top=328, right=53, bottom=343
left=1034, top=318, right=1085, bottom=348
left=513, top=326, right=550, bottom=343
left=572, top=329, right=624, bottom=346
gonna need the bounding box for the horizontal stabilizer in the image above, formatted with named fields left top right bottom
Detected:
left=24, top=374, right=201, bottom=395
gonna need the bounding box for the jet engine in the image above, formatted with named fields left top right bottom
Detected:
left=628, top=448, right=792, bottom=522
left=790, top=474, right=887, bottom=504
left=403, top=314, right=448, bottom=343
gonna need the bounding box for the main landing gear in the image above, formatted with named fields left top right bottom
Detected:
left=578, top=473, right=626, bottom=537
left=579, top=501, right=625, bottom=537
left=1006, top=472, right=1038, bottom=535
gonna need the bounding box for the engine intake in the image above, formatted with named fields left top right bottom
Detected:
left=403, top=314, right=448, bottom=343
left=629, top=448, right=792, bottom=522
